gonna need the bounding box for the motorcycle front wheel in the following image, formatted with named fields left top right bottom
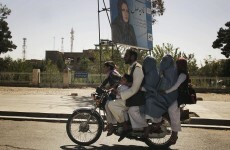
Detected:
left=66, top=109, right=104, bottom=146
left=144, top=117, right=173, bottom=149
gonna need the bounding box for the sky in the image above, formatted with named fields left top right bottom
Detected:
left=1, top=0, right=229, bottom=66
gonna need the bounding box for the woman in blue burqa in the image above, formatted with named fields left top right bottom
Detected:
left=111, top=0, right=137, bottom=46
left=142, top=55, right=178, bottom=138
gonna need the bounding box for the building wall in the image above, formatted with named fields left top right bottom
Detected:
left=45, top=50, right=96, bottom=71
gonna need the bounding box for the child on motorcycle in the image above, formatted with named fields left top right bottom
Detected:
left=105, top=73, right=133, bottom=136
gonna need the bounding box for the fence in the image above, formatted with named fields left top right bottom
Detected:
left=40, top=72, right=63, bottom=87
left=190, top=76, right=230, bottom=89
left=0, top=72, right=32, bottom=86
left=0, top=71, right=64, bottom=87
left=0, top=71, right=230, bottom=91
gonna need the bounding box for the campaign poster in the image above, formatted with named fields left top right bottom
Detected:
left=110, top=0, right=153, bottom=49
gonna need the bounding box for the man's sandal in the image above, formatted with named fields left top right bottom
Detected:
left=144, top=122, right=162, bottom=138
left=168, top=135, right=178, bottom=146
left=103, top=125, right=109, bottom=132
left=106, top=124, right=115, bottom=136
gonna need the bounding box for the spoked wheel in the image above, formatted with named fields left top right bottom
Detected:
left=144, top=117, right=173, bottom=149
left=66, top=109, right=104, bottom=146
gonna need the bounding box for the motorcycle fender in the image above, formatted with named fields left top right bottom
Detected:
left=73, top=107, right=99, bottom=115
left=72, top=107, right=104, bottom=127
left=73, top=107, right=94, bottom=113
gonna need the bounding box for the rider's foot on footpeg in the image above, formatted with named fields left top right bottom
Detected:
left=118, top=133, right=126, bottom=142
left=118, top=129, right=132, bottom=142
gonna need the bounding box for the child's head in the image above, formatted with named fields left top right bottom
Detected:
left=176, top=57, right=188, bottom=73
left=120, top=73, right=133, bottom=84
left=104, top=61, right=115, bottom=70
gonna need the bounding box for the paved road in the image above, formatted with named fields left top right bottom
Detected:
left=0, top=120, right=229, bottom=150
left=0, top=93, right=229, bottom=128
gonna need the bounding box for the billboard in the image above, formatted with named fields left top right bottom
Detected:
left=110, top=0, right=153, bottom=49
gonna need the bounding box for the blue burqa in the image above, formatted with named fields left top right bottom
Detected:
left=142, top=55, right=178, bottom=118
left=159, top=54, right=178, bottom=107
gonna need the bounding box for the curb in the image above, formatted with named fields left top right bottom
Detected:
left=181, top=124, right=230, bottom=130
left=0, top=116, right=68, bottom=123
left=190, top=117, right=230, bottom=126
left=0, top=111, right=71, bottom=119
left=0, top=111, right=229, bottom=130
left=0, top=116, right=229, bottom=130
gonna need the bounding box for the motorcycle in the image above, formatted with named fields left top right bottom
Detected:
left=66, top=87, right=174, bottom=149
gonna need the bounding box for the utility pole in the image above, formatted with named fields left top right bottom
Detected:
left=53, top=37, right=55, bottom=50
left=61, top=37, right=64, bottom=52
left=70, top=28, right=74, bottom=52
left=22, top=38, right=27, bottom=61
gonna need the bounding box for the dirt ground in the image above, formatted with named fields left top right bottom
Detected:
left=0, top=86, right=229, bottom=102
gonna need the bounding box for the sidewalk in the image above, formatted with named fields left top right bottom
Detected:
left=0, top=93, right=229, bottom=129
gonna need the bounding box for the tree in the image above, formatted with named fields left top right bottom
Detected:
left=0, top=3, right=17, bottom=54
left=79, top=57, right=91, bottom=72
left=56, top=53, right=65, bottom=72
left=0, top=56, right=13, bottom=72
left=89, top=46, right=125, bottom=74
left=220, top=59, right=230, bottom=77
left=151, top=43, right=199, bottom=75
left=198, top=56, right=230, bottom=77
left=178, top=52, right=198, bottom=76
left=151, top=43, right=179, bottom=64
left=212, top=21, right=230, bottom=58
left=151, top=0, right=165, bottom=24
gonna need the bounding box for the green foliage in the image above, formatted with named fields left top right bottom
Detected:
left=88, top=46, right=127, bottom=74
left=177, top=52, right=198, bottom=76
left=32, top=60, right=46, bottom=72
left=0, top=3, right=17, bottom=54
left=0, top=56, right=32, bottom=72
left=151, top=0, right=165, bottom=24
left=56, top=53, right=65, bottom=72
left=44, top=60, right=60, bottom=73
left=151, top=43, right=179, bottom=64
left=0, top=3, right=11, bottom=19
left=10, top=59, right=33, bottom=72
left=151, top=43, right=199, bottom=75
left=0, top=56, right=12, bottom=71
left=42, top=60, right=62, bottom=86
left=87, top=50, right=101, bottom=74
left=0, top=56, right=47, bottom=72
left=212, top=21, right=230, bottom=58
left=79, top=57, right=91, bottom=71
left=220, top=59, right=230, bottom=77
left=198, top=56, right=230, bottom=77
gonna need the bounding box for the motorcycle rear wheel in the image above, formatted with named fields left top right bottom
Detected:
left=66, top=109, right=103, bottom=146
left=144, top=117, right=173, bottom=149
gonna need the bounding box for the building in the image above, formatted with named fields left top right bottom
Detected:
left=45, top=49, right=96, bottom=71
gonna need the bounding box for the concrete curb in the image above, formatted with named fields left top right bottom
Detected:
left=0, top=111, right=229, bottom=130
left=190, top=117, right=230, bottom=126
left=0, top=111, right=71, bottom=119
left=0, top=116, right=68, bottom=123
left=181, top=124, right=230, bottom=130
left=0, top=116, right=229, bottom=130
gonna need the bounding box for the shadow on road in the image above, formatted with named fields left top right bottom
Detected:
left=60, top=144, right=174, bottom=150
left=61, top=95, right=94, bottom=108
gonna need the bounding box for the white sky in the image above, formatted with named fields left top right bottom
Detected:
left=1, top=0, right=229, bottom=66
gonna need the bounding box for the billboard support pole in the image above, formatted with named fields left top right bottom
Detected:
left=97, top=0, right=111, bottom=83
left=97, top=0, right=102, bottom=82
